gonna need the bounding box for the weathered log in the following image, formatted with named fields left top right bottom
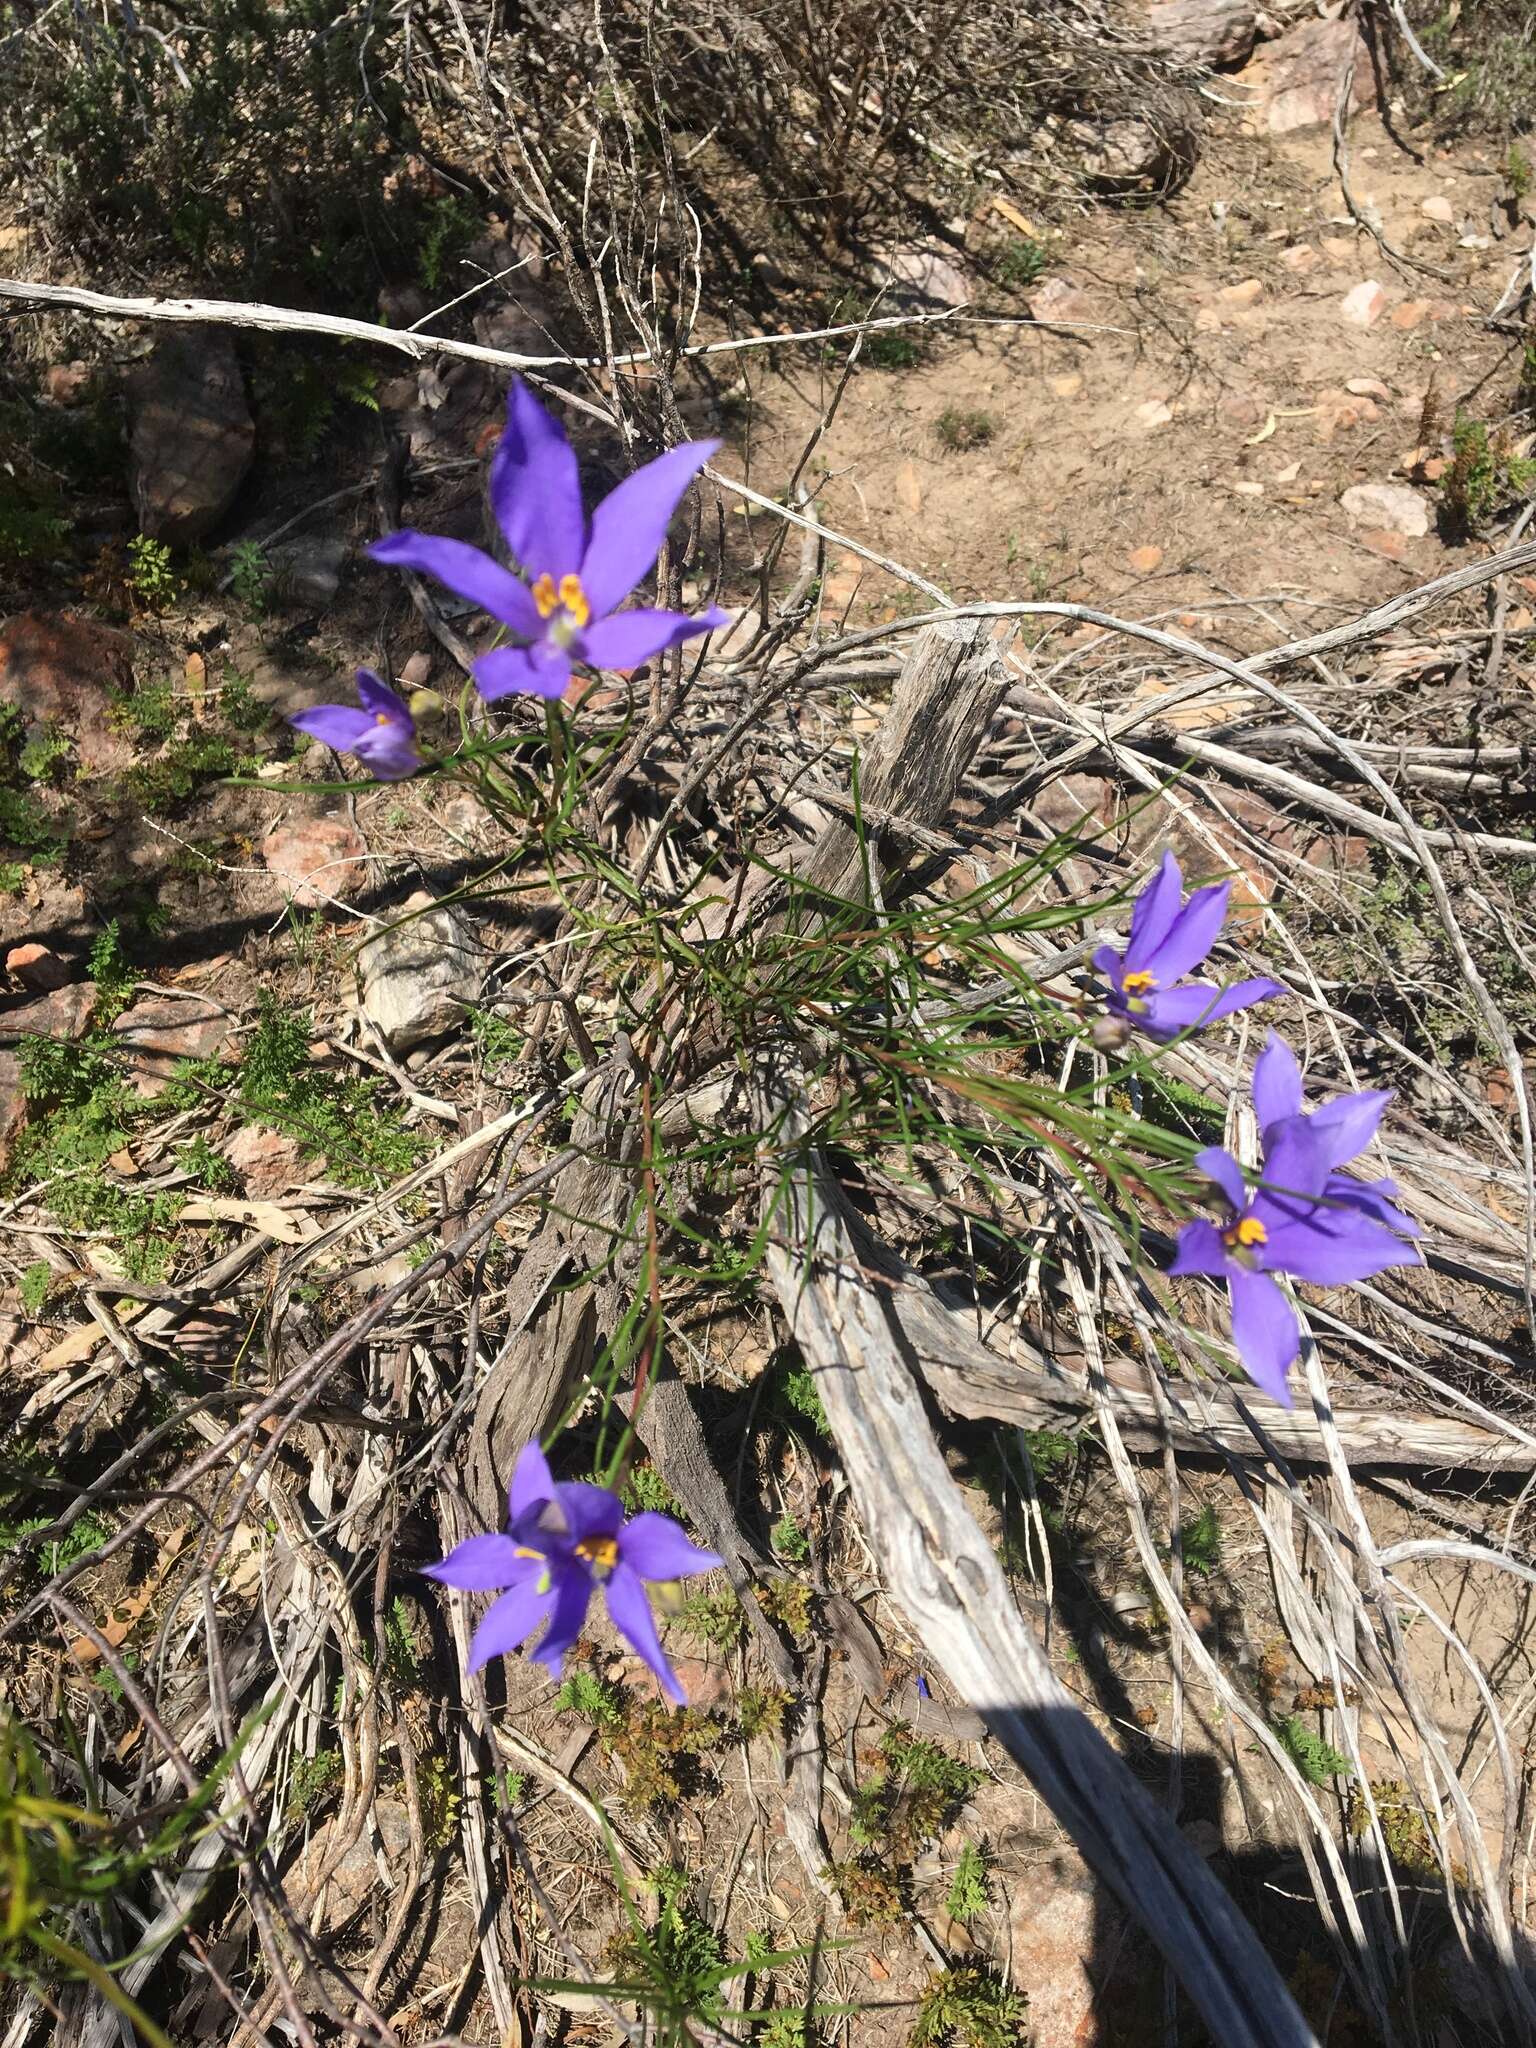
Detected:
left=760, top=1089, right=1318, bottom=2048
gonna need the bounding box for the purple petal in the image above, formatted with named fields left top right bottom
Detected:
left=577, top=605, right=729, bottom=672
left=1227, top=1269, right=1298, bottom=1406
left=619, top=1512, right=723, bottom=1583
left=1139, top=982, right=1247, bottom=1038
left=370, top=531, right=542, bottom=636
left=1306, top=1089, right=1393, bottom=1170
left=1252, top=1119, right=1334, bottom=1220
left=289, top=705, right=374, bottom=752
left=1124, top=851, right=1183, bottom=969
left=1169, top=1217, right=1230, bottom=1278
left=1143, top=880, right=1229, bottom=985
left=527, top=1564, right=593, bottom=1679
left=467, top=1575, right=557, bottom=1673
left=1092, top=942, right=1126, bottom=988
left=509, top=1440, right=556, bottom=1523
left=1194, top=1146, right=1247, bottom=1214
left=1142, top=978, right=1285, bottom=1037
left=354, top=668, right=414, bottom=729
left=579, top=439, right=719, bottom=619
left=604, top=1560, right=685, bottom=1705
left=353, top=727, right=422, bottom=781
left=1326, top=1173, right=1419, bottom=1238
left=474, top=642, right=572, bottom=702
left=1251, top=1034, right=1304, bottom=1134
left=490, top=379, right=587, bottom=583
left=552, top=1482, right=625, bottom=1545
left=423, top=1532, right=527, bottom=1592
left=1262, top=1209, right=1422, bottom=1287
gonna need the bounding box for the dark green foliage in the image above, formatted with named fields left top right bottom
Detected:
left=605, top=1869, right=727, bottom=2044
left=850, top=1723, right=981, bottom=1855
left=1178, top=1502, right=1222, bottom=1579
left=994, top=237, right=1048, bottom=288
left=87, top=920, right=135, bottom=1022
left=286, top=1749, right=343, bottom=1819
left=912, top=1965, right=1029, bottom=2048
left=4, top=0, right=414, bottom=297
left=122, top=733, right=238, bottom=817
left=770, top=1512, right=811, bottom=1561
left=778, top=1363, right=829, bottom=1435
left=184, top=993, right=426, bottom=1184
left=1274, top=1715, right=1352, bottom=1787
left=416, top=196, right=481, bottom=291
left=944, top=1840, right=991, bottom=1924
left=935, top=408, right=997, bottom=453
left=19, top=1262, right=54, bottom=1318
left=11, top=1039, right=181, bottom=1283
left=680, top=1586, right=747, bottom=1649
left=553, top=1670, right=628, bottom=1731
left=623, top=1463, right=683, bottom=1516
left=1440, top=413, right=1536, bottom=534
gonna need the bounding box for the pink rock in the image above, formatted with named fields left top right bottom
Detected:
left=1340, top=481, right=1430, bottom=536
left=0, top=982, right=98, bottom=1045
left=1252, top=18, right=1377, bottom=135
left=1280, top=244, right=1317, bottom=272
left=1028, top=276, right=1094, bottom=325
left=1391, top=301, right=1429, bottom=330
left=224, top=1124, right=309, bottom=1197
left=1008, top=1858, right=1125, bottom=2047
left=0, top=1051, right=24, bottom=1173
left=111, top=996, right=234, bottom=1098
left=1420, top=194, right=1455, bottom=224
left=0, top=612, right=137, bottom=776
left=5, top=943, right=71, bottom=992
left=260, top=815, right=370, bottom=908
left=869, top=242, right=971, bottom=309
left=1340, top=280, right=1388, bottom=327
left=1218, top=276, right=1265, bottom=305
left=44, top=362, right=91, bottom=407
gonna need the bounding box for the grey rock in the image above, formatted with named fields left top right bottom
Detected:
left=129, top=332, right=255, bottom=546
left=270, top=537, right=347, bottom=611
left=1061, top=111, right=1198, bottom=196
left=1145, top=0, right=1257, bottom=68
left=868, top=241, right=971, bottom=309
left=359, top=893, right=481, bottom=1052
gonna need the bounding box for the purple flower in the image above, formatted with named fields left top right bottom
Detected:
left=424, top=1441, right=722, bottom=1704
left=370, top=380, right=728, bottom=702
left=1095, top=850, right=1283, bottom=1040
left=288, top=668, right=421, bottom=781
left=1250, top=1032, right=1419, bottom=1238
left=1170, top=1039, right=1420, bottom=1404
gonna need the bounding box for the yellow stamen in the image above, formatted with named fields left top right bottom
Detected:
left=1232, top=1216, right=1267, bottom=1248
left=575, top=1534, right=619, bottom=1571
left=1121, top=969, right=1157, bottom=995
left=558, top=573, right=591, bottom=628
left=374, top=711, right=391, bottom=725
left=532, top=572, right=559, bottom=619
